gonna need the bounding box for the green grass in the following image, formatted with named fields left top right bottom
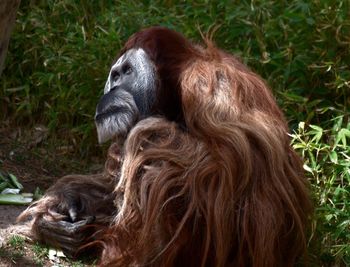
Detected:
left=1, top=0, right=349, bottom=266
left=2, top=235, right=25, bottom=264
left=31, top=242, right=49, bottom=266
left=7, top=235, right=26, bottom=250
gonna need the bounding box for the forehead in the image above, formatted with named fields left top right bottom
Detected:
left=112, top=48, right=147, bottom=68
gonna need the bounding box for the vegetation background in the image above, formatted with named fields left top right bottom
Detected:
left=0, top=0, right=349, bottom=266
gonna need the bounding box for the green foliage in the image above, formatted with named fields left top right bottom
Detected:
left=1, top=0, right=349, bottom=265
left=0, top=236, right=25, bottom=265
left=291, top=118, right=350, bottom=266
left=7, top=235, right=25, bottom=250
left=31, top=242, right=49, bottom=266
left=2, top=1, right=349, bottom=145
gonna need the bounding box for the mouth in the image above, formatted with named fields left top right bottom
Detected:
left=95, top=106, right=129, bottom=123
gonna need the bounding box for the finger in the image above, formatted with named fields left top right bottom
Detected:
left=68, top=207, right=78, bottom=222
left=39, top=226, right=85, bottom=246
left=37, top=220, right=97, bottom=257
left=37, top=216, right=94, bottom=236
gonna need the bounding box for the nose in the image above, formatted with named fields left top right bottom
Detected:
left=109, top=85, right=119, bottom=92
left=106, top=71, right=121, bottom=93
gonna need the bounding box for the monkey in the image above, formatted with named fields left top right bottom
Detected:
left=95, top=47, right=157, bottom=144
left=19, top=26, right=312, bottom=267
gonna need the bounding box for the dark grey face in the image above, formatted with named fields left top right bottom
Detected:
left=95, top=48, right=157, bottom=143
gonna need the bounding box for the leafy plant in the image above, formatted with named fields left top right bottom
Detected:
left=2, top=0, right=349, bottom=155
left=291, top=118, right=350, bottom=266
left=32, top=242, right=49, bottom=266
left=8, top=235, right=25, bottom=250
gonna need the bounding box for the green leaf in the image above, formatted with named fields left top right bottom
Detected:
left=33, top=187, right=43, bottom=200
left=298, top=121, right=305, bottom=130
left=0, top=171, right=9, bottom=183
left=329, top=151, right=338, bottom=164
left=8, top=174, right=24, bottom=191
left=325, top=214, right=333, bottom=222
left=0, top=180, right=10, bottom=192
left=0, top=194, right=33, bottom=205
left=309, top=124, right=323, bottom=143
left=303, top=163, right=313, bottom=174
left=335, top=129, right=350, bottom=147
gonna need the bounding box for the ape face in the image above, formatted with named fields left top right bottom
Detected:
left=95, top=48, right=157, bottom=143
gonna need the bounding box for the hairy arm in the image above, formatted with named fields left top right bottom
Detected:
left=18, top=144, right=122, bottom=256
left=18, top=173, right=116, bottom=255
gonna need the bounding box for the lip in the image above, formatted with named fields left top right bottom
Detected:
left=95, top=106, right=130, bottom=122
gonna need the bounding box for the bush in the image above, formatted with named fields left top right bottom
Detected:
left=291, top=119, right=350, bottom=265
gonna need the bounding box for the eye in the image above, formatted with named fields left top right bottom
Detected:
left=122, top=64, right=132, bottom=75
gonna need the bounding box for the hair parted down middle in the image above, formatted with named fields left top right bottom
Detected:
left=99, top=38, right=312, bottom=267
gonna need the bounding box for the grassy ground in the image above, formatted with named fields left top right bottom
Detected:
left=0, top=233, right=92, bottom=266
left=0, top=0, right=349, bottom=266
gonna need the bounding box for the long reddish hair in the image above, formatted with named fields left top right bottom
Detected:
left=99, top=27, right=312, bottom=267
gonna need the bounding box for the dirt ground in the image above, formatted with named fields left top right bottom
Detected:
left=0, top=205, right=27, bottom=245
left=0, top=205, right=32, bottom=266
left=0, top=122, right=104, bottom=266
